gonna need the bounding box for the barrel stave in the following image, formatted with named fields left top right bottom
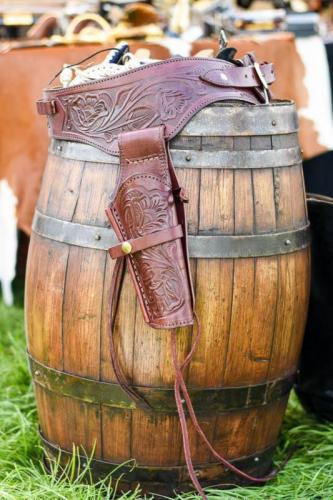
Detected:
left=38, top=155, right=84, bottom=221
left=192, top=258, right=234, bottom=386
left=268, top=249, right=310, bottom=379
left=223, top=258, right=273, bottom=385
left=63, top=246, right=105, bottom=379
left=252, top=169, right=276, bottom=233
left=213, top=397, right=288, bottom=460
left=25, top=234, right=68, bottom=369
left=71, top=161, right=117, bottom=227
left=35, top=384, right=102, bottom=455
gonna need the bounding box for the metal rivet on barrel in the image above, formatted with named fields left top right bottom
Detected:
left=95, top=234, right=101, bottom=241
left=285, top=239, right=292, bottom=246
left=121, top=241, right=132, bottom=254
left=272, top=120, right=277, bottom=126
left=185, top=155, right=191, bottom=162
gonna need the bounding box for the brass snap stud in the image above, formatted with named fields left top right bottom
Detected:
left=121, top=241, right=132, bottom=254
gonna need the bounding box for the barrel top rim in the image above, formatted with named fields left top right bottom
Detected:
left=210, top=99, right=295, bottom=108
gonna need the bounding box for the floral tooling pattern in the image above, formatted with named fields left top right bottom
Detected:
left=137, top=244, right=185, bottom=318
left=63, top=94, right=112, bottom=133
left=61, top=75, right=205, bottom=148
left=118, top=184, right=185, bottom=319
left=121, top=187, right=170, bottom=238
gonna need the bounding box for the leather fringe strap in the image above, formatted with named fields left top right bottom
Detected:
left=108, top=258, right=152, bottom=409
left=170, top=318, right=293, bottom=498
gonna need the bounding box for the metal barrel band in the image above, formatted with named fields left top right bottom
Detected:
left=49, top=132, right=299, bottom=159
left=29, top=354, right=294, bottom=413
left=40, top=430, right=275, bottom=485
left=32, top=210, right=311, bottom=257
left=181, top=100, right=298, bottom=136
left=50, top=139, right=301, bottom=168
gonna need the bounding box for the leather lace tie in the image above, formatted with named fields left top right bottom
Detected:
left=109, top=274, right=291, bottom=499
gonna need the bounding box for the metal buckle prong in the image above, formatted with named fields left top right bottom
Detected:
left=253, top=62, right=268, bottom=89
left=254, top=62, right=269, bottom=104
left=219, top=29, right=228, bottom=50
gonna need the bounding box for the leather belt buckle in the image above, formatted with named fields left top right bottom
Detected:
left=253, top=62, right=268, bottom=90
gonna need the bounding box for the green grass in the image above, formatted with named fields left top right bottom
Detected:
left=1, top=280, right=333, bottom=499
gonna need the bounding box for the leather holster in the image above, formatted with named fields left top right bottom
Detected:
left=105, top=125, right=194, bottom=329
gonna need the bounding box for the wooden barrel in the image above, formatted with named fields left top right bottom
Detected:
left=25, top=101, right=310, bottom=494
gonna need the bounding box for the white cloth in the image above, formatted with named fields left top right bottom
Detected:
left=296, top=35, right=333, bottom=150
left=0, top=180, right=18, bottom=306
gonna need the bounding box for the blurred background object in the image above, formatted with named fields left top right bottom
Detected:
left=295, top=194, right=333, bottom=422
left=0, top=4, right=175, bottom=304
left=0, top=1, right=99, bottom=39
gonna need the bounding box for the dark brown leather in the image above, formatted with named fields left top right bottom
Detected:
left=0, top=43, right=172, bottom=236
left=108, top=257, right=153, bottom=408
left=37, top=56, right=275, bottom=156
left=200, top=64, right=274, bottom=87
left=106, top=125, right=193, bottom=329
left=26, top=14, right=59, bottom=40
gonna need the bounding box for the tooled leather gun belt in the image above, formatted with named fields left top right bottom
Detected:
left=38, top=56, right=282, bottom=498
left=37, top=56, right=275, bottom=154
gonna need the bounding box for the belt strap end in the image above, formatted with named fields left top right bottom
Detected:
left=36, top=99, right=57, bottom=115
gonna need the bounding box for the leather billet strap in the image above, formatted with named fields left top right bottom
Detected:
left=36, top=57, right=275, bottom=156
left=106, top=125, right=194, bottom=330
left=108, top=224, right=183, bottom=259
